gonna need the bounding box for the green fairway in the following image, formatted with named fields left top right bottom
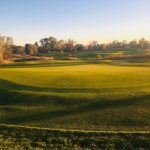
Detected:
left=0, top=60, right=150, bottom=131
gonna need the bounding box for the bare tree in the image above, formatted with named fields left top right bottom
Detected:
left=57, top=40, right=65, bottom=56
left=65, top=39, right=76, bottom=55
left=25, top=43, right=38, bottom=55
left=88, top=41, right=98, bottom=51
left=0, top=36, right=4, bottom=63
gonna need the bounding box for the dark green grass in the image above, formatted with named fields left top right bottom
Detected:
left=0, top=124, right=149, bottom=149
left=0, top=59, right=150, bottom=131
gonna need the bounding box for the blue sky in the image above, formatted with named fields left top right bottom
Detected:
left=0, top=0, right=150, bottom=45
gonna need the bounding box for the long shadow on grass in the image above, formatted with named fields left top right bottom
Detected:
left=0, top=60, right=103, bottom=68
left=0, top=78, right=149, bottom=104
left=0, top=78, right=149, bottom=125
left=1, top=57, right=150, bottom=69
left=1, top=93, right=150, bottom=125
left=0, top=78, right=148, bottom=107
left=0, top=78, right=146, bottom=96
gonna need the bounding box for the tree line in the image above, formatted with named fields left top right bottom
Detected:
left=1, top=34, right=150, bottom=63
left=13, top=37, right=150, bottom=55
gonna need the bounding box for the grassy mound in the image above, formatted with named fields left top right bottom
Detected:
left=0, top=60, right=150, bottom=131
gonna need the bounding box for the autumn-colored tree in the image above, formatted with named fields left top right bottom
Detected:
left=0, top=36, right=4, bottom=63
left=0, top=36, right=13, bottom=63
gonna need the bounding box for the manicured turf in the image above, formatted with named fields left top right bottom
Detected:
left=0, top=60, right=150, bottom=131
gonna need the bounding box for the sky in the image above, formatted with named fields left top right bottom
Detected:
left=0, top=0, right=150, bottom=45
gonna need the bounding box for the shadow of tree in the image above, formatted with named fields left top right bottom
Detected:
left=1, top=93, right=150, bottom=124
left=0, top=78, right=149, bottom=124
left=0, top=60, right=100, bottom=68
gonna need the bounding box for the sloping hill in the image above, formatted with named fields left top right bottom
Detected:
left=0, top=60, right=150, bottom=131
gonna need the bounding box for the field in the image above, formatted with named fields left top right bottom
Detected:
left=0, top=58, right=150, bottom=130
left=0, top=124, right=149, bottom=149
left=0, top=57, right=150, bottom=148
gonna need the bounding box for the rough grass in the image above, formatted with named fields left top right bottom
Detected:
left=0, top=124, right=149, bottom=149
left=0, top=60, right=150, bottom=131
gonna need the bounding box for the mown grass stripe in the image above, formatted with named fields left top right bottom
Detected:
left=0, top=124, right=149, bottom=134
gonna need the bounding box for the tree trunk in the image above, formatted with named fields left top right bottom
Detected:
left=0, top=51, right=3, bottom=64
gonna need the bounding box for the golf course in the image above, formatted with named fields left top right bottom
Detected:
left=0, top=59, right=150, bottom=130
left=0, top=58, right=150, bottom=149
left=1, top=0, right=150, bottom=148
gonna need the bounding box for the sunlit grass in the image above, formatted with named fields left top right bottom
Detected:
left=0, top=60, right=150, bottom=131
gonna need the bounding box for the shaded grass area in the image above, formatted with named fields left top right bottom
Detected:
left=1, top=58, right=150, bottom=68
left=0, top=78, right=149, bottom=130
left=0, top=124, right=149, bottom=149
left=0, top=60, right=150, bottom=131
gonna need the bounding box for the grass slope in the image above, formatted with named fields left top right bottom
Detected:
left=0, top=60, right=150, bottom=131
